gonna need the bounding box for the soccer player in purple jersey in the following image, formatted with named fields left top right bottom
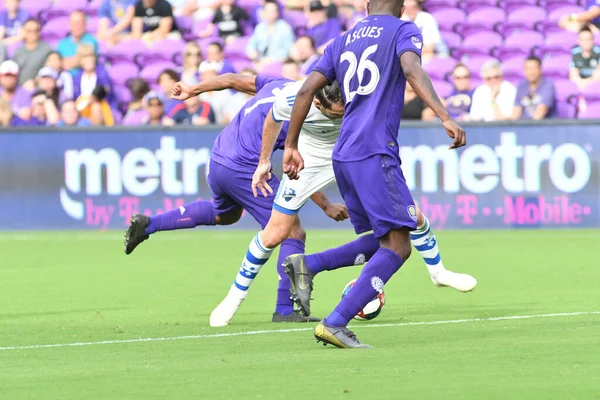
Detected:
left=123, top=73, right=347, bottom=324
left=283, top=0, right=467, bottom=348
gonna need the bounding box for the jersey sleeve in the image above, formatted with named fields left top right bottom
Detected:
left=255, top=76, right=289, bottom=92
left=271, top=83, right=299, bottom=122
left=396, top=22, right=423, bottom=60
left=312, top=40, right=337, bottom=83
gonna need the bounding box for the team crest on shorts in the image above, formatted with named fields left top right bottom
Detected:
left=282, top=188, right=296, bottom=202
left=407, top=205, right=418, bottom=222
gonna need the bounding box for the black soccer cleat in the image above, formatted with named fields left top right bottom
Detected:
left=124, top=214, right=150, bottom=255
left=284, top=254, right=315, bottom=317
left=314, top=321, right=372, bottom=349
left=272, top=311, right=321, bottom=323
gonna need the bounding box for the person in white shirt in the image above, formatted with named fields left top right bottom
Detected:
left=469, top=60, right=517, bottom=122
left=400, top=0, right=448, bottom=62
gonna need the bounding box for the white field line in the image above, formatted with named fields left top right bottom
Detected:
left=1, top=311, right=598, bottom=352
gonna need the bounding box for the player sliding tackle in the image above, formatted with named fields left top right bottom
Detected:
left=124, top=73, right=347, bottom=323
left=282, top=0, right=468, bottom=348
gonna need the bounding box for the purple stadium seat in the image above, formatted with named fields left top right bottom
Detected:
left=113, top=85, right=133, bottom=104
left=176, top=16, right=193, bottom=36
left=542, top=32, right=578, bottom=57
left=86, top=0, right=105, bottom=16
left=106, top=62, right=140, bottom=86
left=106, top=40, right=148, bottom=63
left=86, top=17, right=99, bottom=34
left=136, top=40, right=186, bottom=66
left=542, top=54, right=571, bottom=79
left=504, top=0, right=539, bottom=12
left=193, top=18, right=216, bottom=39
left=231, top=59, right=253, bottom=72
left=547, top=2, right=583, bottom=13
left=424, top=0, right=460, bottom=13
left=458, top=0, right=499, bottom=13
left=495, top=31, right=544, bottom=59
left=424, top=57, right=458, bottom=80
left=548, top=5, right=585, bottom=20
left=284, top=11, right=308, bottom=36
left=462, top=56, right=498, bottom=78
left=41, top=16, right=70, bottom=41
left=225, top=36, right=251, bottom=58
left=442, top=31, right=463, bottom=50
left=501, top=56, right=526, bottom=80
left=430, top=8, right=466, bottom=32
left=432, top=80, right=454, bottom=98
left=454, top=32, right=503, bottom=59
left=503, top=7, right=548, bottom=36
left=140, top=61, right=178, bottom=83
left=553, top=79, right=580, bottom=102
left=458, top=7, right=505, bottom=37
left=20, top=0, right=53, bottom=16
left=260, top=61, right=283, bottom=77
left=6, top=41, right=21, bottom=59
left=556, top=101, right=577, bottom=118
left=46, top=0, right=89, bottom=19
left=578, top=101, right=600, bottom=119
left=582, top=82, right=600, bottom=101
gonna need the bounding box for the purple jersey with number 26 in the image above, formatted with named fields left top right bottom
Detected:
left=313, top=16, right=423, bottom=162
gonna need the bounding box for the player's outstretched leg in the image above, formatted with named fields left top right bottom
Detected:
left=285, top=234, right=379, bottom=316
left=411, top=210, right=477, bottom=292
left=124, top=200, right=220, bottom=255
left=315, top=229, right=412, bottom=349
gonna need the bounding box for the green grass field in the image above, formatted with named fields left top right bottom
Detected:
left=0, top=229, right=599, bottom=400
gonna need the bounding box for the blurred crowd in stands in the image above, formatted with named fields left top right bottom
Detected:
left=0, top=0, right=599, bottom=127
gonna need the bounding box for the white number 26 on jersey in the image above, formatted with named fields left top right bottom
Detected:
left=340, top=44, right=380, bottom=103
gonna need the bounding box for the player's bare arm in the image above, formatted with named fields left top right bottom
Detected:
left=400, top=51, right=467, bottom=150
left=252, top=109, right=284, bottom=198
left=170, top=73, right=258, bottom=100
left=310, top=191, right=349, bottom=222
left=284, top=71, right=329, bottom=180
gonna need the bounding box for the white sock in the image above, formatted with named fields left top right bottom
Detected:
left=231, top=232, right=274, bottom=298
left=410, top=216, right=445, bottom=276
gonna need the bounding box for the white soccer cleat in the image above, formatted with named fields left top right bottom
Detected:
left=431, top=270, right=477, bottom=293
left=209, top=295, right=245, bottom=327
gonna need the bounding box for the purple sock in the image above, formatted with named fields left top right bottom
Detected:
left=275, top=238, right=305, bottom=316
left=305, top=234, right=379, bottom=275
left=325, top=248, right=404, bottom=327
left=145, top=200, right=216, bottom=235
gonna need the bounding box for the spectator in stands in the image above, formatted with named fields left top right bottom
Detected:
left=570, top=27, right=600, bottom=90
left=282, top=58, right=301, bottom=80
left=73, top=44, right=116, bottom=110
left=0, top=0, right=29, bottom=45
left=142, top=90, right=174, bottom=125
left=57, top=11, right=99, bottom=74
left=400, top=0, right=447, bottom=63
left=56, top=100, right=92, bottom=127
left=289, top=36, right=319, bottom=77
left=198, top=68, right=234, bottom=123
left=79, top=85, right=116, bottom=126
left=181, top=42, right=203, bottom=85
left=132, top=0, right=180, bottom=43
left=199, top=41, right=235, bottom=75
left=169, top=95, right=215, bottom=125
left=12, top=18, right=52, bottom=89
left=305, top=1, right=341, bottom=51
left=252, top=0, right=283, bottom=25
left=199, top=0, right=250, bottom=44
left=36, top=67, right=69, bottom=107
left=559, top=1, right=600, bottom=33
left=0, top=60, right=31, bottom=120
left=45, top=52, right=75, bottom=102
left=97, top=0, right=136, bottom=46
left=0, top=98, right=27, bottom=126
left=445, top=63, right=474, bottom=120
left=123, top=77, right=151, bottom=125
left=347, top=0, right=367, bottom=30
left=512, top=56, right=556, bottom=120
left=245, top=2, right=295, bottom=66
left=29, top=89, right=60, bottom=126
left=402, top=82, right=435, bottom=120
left=221, top=67, right=255, bottom=122
left=176, top=0, right=218, bottom=21
left=469, top=60, right=516, bottom=122
left=158, top=68, right=181, bottom=114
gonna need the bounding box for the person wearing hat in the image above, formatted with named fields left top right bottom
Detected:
left=305, top=0, right=341, bottom=51
left=36, top=67, right=69, bottom=107
left=0, top=60, right=32, bottom=121
left=143, top=91, right=174, bottom=126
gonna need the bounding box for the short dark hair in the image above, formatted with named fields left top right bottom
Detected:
left=315, top=80, right=344, bottom=109
left=297, top=35, right=316, bottom=50
left=283, top=58, right=297, bottom=66
left=157, top=68, right=180, bottom=84
left=24, top=17, right=40, bottom=27
left=525, top=56, right=542, bottom=67
left=579, top=26, right=592, bottom=34
left=208, top=41, right=224, bottom=52
left=130, top=78, right=150, bottom=101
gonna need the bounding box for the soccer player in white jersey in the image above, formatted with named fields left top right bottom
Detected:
left=210, top=78, right=477, bottom=327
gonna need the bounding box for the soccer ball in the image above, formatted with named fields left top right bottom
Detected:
left=341, top=278, right=386, bottom=321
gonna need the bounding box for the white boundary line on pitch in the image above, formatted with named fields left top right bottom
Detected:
left=1, top=311, right=598, bottom=352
